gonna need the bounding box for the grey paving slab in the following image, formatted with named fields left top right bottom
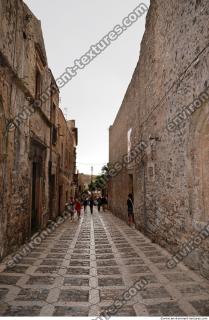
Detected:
left=63, top=277, right=89, bottom=287
left=97, top=267, right=121, bottom=276
left=190, top=300, right=209, bottom=316
left=0, top=275, right=20, bottom=285
left=59, top=289, right=89, bottom=302
left=26, top=275, right=56, bottom=285
left=146, top=302, right=186, bottom=316
left=98, top=277, right=125, bottom=287
left=2, top=305, right=42, bottom=316
left=34, top=266, right=60, bottom=274
left=15, top=288, right=49, bottom=301
left=67, top=267, right=90, bottom=275
left=53, top=306, right=89, bottom=316
left=4, top=266, right=29, bottom=274
left=0, top=288, right=9, bottom=299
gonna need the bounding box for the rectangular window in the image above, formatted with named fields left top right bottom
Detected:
left=52, top=103, right=56, bottom=124
left=61, top=143, right=64, bottom=168
left=128, top=174, right=134, bottom=197
left=52, top=125, right=57, bottom=145
left=35, top=68, right=42, bottom=99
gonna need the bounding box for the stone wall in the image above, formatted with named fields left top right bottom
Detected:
left=109, top=0, right=209, bottom=278
left=0, top=81, right=28, bottom=258
left=0, top=0, right=77, bottom=260
left=0, top=1, right=35, bottom=255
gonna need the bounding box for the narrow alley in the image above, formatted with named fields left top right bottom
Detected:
left=0, top=209, right=209, bottom=317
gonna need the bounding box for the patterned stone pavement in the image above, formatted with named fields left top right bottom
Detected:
left=0, top=209, right=209, bottom=316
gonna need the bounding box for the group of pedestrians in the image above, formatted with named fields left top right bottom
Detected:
left=84, top=195, right=108, bottom=214
left=66, top=193, right=134, bottom=228
left=66, top=195, right=109, bottom=219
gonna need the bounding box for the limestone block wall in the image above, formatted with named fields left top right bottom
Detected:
left=109, top=0, right=209, bottom=278
left=0, top=0, right=52, bottom=259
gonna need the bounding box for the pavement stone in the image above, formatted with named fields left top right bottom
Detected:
left=0, top=208, right=209, bottom=316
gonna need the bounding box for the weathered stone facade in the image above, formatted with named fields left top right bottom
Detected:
left=109, top=0, right=209, bottom=278
left=58, top=112, right=78, bottom=214
left=0, top=0, right=77, bottom=260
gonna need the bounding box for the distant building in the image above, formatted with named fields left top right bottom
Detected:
left=78, top=173, right=97, bottom=194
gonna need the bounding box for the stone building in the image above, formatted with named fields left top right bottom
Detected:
left=109, top=0, right=209, bottom=278
left=0, top=0, right=77, bottom=260
left=48, top=72, right=60, bottom=221
left=58, top=111, right=78, bottom=214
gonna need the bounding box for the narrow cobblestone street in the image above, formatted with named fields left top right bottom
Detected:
left=0, top=209, right=209, bottom=317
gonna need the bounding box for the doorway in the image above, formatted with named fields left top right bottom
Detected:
left=31, top=162, right=41, bottom=234
left=30, top=140, right=45, bottom=235
left=59, top=185, right=63, bottom=215
left=49, top=174, right=56, bottom=219
left=128, top=174, right=134, bottom=198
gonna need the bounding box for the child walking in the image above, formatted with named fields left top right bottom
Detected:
left=75, top=198, right=82, bottom=219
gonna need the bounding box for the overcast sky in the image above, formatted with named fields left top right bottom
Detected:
left=25, top=0, right=150, bottom=174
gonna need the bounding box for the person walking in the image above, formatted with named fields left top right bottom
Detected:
left=89, top=196, right=94, bottom=214
left=102, top=196, right=108, bottom=212
left=75, top=198, right=82, bottom=219
left=97, top=196, right=102, bottom=212
left=83, top=198, right=88, bottom=213
left=69, top=197, right=75, bottom=221
left=127, top=193, right=135, bottom=227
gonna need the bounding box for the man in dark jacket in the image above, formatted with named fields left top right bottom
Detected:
left=89, top=196, right=94, bottom=214
left=127, top=193, right=135, bottom=227
left=97, top=197, right=102, bottom=212
left=101, top=196, right=108, bottom=212
left=83, top=199, right=88, bottom=213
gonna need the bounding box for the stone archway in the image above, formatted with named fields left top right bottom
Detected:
left=187, top=104, right=209, bottom=224
left=0, top=94, right=6, bottom=260
left=0, top=95, right=6, bottom=156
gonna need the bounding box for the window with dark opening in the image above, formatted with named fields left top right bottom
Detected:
left=51, top=104, right=57, bottom=145
left=35, top=68, right=42, bottom=99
